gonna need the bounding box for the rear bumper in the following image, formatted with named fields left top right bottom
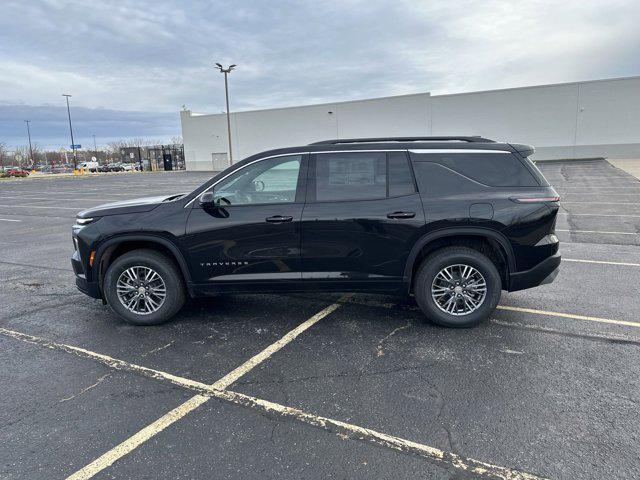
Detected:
left=508, top=253, right=561, bottom=292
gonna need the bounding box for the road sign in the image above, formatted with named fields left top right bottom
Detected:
left=70, top=144, right=81, bottom=149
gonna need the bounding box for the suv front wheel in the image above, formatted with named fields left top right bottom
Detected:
left=414, top=247, right=501, bottom=328
left=103, top=249, right=186, bottom=325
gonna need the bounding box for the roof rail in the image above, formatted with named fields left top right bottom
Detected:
left=309, top=136, right=495, bottom=145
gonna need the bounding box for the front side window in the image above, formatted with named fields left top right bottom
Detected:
left=315, top=152, right=387, bottom=201
left=211, top=155, right=301, bottom=205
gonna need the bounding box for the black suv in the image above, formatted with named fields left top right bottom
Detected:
left=72, top=137, right=560, bottom=327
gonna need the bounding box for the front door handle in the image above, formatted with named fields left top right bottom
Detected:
left=265, top=215, right=293, bottom=223
left=387, top=211, right=416, bottom=219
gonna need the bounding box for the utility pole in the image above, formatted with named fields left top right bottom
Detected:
left=93, top=134, right=98, bottom=161
left=24, top=120, right=34, bottom=167
left=62, top=94, right=77, bottom=169
left=215, top=63, right=236, bottom=166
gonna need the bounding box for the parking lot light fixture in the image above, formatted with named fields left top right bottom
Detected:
left=214, top=63, right=236, bottom=166
left=62, top=94, right=77, bottom=170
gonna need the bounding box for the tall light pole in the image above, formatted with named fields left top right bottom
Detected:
left=24, top=120, right=34, bottom=167
left=62, top=94, right=77, bottom=169
left=215, top=63, right=236, bottom=166
left=92, top=134, right=98, bottom=160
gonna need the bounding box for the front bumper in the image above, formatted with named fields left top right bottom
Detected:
left=72, top=249, right=101, bottom=299
left=508, top=253, right=561, bottom=292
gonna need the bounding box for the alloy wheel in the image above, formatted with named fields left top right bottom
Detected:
left=431, top=264, right=487, bottom=316
left=116, top=266, right=167, bottom=315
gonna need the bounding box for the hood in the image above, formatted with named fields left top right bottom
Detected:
left=77, top=194, right=183, bottom=218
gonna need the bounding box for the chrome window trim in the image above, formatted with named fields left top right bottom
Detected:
left=408, top=149, right=510, bottom=154
left=184, top=150, right=407, bottom=208
left=185, top=148, right=510, bottom=207
left=184, top=152, right=305, bottom=208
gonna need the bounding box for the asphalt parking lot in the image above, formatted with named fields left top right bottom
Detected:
left=1, top=161, right=639, bottom=480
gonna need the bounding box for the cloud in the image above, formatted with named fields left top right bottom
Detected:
left=0, top=104, right=180, bottom=149
left=0, top=0, right=639, bottom=148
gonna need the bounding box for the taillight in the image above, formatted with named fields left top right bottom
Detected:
left=510, top=196, right=560, bottom=204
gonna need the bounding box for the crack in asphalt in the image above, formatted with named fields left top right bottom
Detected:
left=376, top=320, right=413, bottom=357
left=234, top=364, right=436, bottom=387
left=59, top=373, right=112, bottom=403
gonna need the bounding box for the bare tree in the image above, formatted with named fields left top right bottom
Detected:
left=29, top=143, right=42, bottom=166
left=170, top=136, right=183, bottom=146
left=106, top=138, right=156, bottom=152
left=105, top=140, right=126, bottom=154
left=127, top=138, right=158, bottom=148
left=14, top=146, right=29, bottom=168
left=0, top=142, right=7, bottom=169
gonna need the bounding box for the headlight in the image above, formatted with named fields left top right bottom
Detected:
left=76, top=217, right=94, bottom=225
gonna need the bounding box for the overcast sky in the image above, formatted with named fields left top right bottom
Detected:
left=1, top=0, right=639, bottom=149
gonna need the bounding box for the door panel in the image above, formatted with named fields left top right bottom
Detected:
left=301, top=151, right=425, bottom=290
left=183, top=154, right=307, bottom=290
left=184, top=203, right=304, bottom=284
left=301, top=194, right=425, bottom=287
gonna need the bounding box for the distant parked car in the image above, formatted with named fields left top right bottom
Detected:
left=5, top=168, right=30, bottom=177
left=121, top=163, right=135, bottom=171
left=80, top=161, right=99, bottom=172
left=108, top=163, right=124, bottom=172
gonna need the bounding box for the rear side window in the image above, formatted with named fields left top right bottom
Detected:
left=313, top=151, right=417, bottom=202
left=412, top=162, right=489, bottom=197
left=315, top=152, right=387, bottom=201
left=410, top=152, right=539, bottom=187
left=523, top=157, right=550, bottom=186
left=388, top=152, right=416, bottom=197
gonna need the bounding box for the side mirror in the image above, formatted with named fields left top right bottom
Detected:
left=199, top=191, right=215, bottom=205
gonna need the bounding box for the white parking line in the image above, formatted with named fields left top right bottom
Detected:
left=556, top=229, right=638, bottom=236
left=559, top=193, right=640, bottom=196
left=556, top=212, right=640, bottom=218
left=66, top=296, right=350, bottom=479
left=331, top=293, right=640, bottom=329
left=561, top=201, right=640, bottom=205
left=0, top=218, right=22, bottom=222
left=556, top=187, right=640, bottom=190
left=490, top=319, right=640, bottom=345
left=495, top=306, right=640, bottom=328
left=0, top=326, right=545, bottom=480
left=0, top=194, right=134, bottom=201
left=564, top=258, right=640, bottom=267
left=0, top=204, right=84, bottom=210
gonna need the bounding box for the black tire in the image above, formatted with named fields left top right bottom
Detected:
left=414, top=247, right=501, bottom=328
left=103, top=249, right=186, bottom=325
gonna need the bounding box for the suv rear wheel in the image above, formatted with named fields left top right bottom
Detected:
left=414, top=247, right=501, bottom=328
left=103, top=249, right=186, bottom=325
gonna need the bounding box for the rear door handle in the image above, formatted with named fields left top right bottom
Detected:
left=387, top=211, right=416, bottom=219
left=265, top=215, right=293, bottom=223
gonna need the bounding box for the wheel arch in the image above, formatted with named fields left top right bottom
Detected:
left=404, top=228, right=515, bottom=292
left=93, top=234, right=192, bottom=295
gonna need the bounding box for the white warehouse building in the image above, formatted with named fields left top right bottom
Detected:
left=180, top=75, right=640, bottom=171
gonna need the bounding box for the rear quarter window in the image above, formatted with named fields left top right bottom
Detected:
left=410, top=152, right=540, bottom=187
